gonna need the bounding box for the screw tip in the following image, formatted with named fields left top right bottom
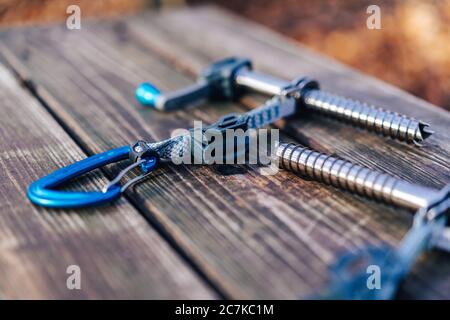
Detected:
left=417, top=122, right=434, bottom=141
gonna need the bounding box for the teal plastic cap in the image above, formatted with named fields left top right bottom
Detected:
left=135, top=82, right=161, bottom=107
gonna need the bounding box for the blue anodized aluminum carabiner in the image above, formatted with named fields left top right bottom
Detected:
left=27, top=140, right=160, bottom=209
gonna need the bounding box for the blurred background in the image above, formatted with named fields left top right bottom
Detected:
left=0, top=0, right=448, bottom=110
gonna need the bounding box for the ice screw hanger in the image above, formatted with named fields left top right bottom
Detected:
left=136, top=57, right=433, bottom=145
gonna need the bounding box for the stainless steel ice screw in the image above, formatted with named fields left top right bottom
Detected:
left=136, top=57, right=433, bottom=145
left=276, top=142, right=440, bottom=211
left=238, top=73, right=433, bottom=145
left=300, top=89, right=433, bottom=145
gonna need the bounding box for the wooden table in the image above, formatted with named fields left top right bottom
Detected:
left=0, top=5, right=449, bottom=299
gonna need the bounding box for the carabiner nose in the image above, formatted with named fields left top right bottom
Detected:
left=28, top=146, right=131, bottom=208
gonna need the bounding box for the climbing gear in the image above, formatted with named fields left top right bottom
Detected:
left=27, top=95, right=295, bottom=208
left=27, top=144, right=160, bottom=208
left=322, top=185, right=450, bottom=299
left=136, top=57, right=433, bottom=145
left=27, top=57, right=447, bottom=299
left=277, top=143, right=450, bottom=299
left=276, top=142, right=450, bottom=299
left=28, top=146, right=131, bottom=208
left=276, top=143, right=438, bottom=211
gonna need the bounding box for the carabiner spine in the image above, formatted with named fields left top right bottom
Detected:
left=27, top=146, right=130, bottom=208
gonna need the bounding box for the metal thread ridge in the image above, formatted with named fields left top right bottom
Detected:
left=302, top=90, right=433, bottom=144
left=277, top=143, right=401, bottom=205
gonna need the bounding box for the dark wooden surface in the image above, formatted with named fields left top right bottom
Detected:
left=0, top=5, right=449, bottom=299
left=0, top=62, right=213, bottom=299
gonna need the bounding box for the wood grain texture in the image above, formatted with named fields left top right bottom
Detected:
left=0, top=6, right=449, bottom=299
left=0, top=62, right=214, bottom=299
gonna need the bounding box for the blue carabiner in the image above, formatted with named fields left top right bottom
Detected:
left=28, top=146, right=131, bottom=208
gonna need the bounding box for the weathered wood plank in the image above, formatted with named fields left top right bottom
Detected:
left=0, top=6, right=449, bottom=298
left=0, top=62, right=214, bottom=299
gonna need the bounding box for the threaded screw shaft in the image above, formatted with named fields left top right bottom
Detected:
left=276, top=143, right=438, bottom=210
left=302, top=90, right=433, bottom=145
